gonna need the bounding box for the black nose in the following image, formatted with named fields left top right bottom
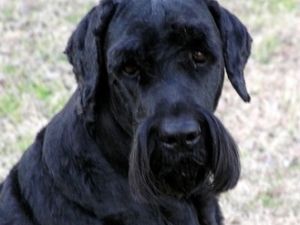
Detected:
left=159, top=116, right=201, bottom=149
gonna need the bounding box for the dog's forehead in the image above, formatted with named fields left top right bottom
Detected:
left=108, top=0, right=217, bottom=43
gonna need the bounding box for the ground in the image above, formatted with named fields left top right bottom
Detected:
left=0, top=0, right=299, bottom=224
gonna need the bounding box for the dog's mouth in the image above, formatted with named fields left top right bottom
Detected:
left=151, top=154, right=209, bottom=198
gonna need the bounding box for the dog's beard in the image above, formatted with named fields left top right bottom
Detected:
left=150, top=145, right=209, bottom=198
left=128, top=109, right=240, bottom=204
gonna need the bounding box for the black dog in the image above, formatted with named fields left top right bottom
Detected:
left=0, top=0, right=251, bottom=224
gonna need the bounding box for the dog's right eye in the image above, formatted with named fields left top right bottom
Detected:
left=191, top=50, right=207, bottom=65
left=122, top=62, right=139, bottom=78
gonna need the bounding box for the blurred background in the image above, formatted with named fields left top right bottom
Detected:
left=0, top=0, right=299, bottom=224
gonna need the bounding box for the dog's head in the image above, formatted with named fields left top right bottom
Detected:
left=65, top=0, right=251, bottom=203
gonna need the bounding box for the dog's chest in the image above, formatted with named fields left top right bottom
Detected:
left=104, top=198, right=200, bottom=225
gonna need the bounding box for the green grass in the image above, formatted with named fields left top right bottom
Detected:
left=2, top=64, right=18, bottom=75
left=16, top=134, right=34, bottom=152
left=28, top=82, right=53, bottom=101
left=259, top=191, right=282, bottom=208
left=254, top=35, right=281, bottom=64
left=269, top=0, right=298, bottom=13
left=65, top=13, right=83, bottom=24
left=251, top=0, right=298, bottom=13
left=0, top=93, right=21, bottom=119
left=1, top=5, right=14, bottom=20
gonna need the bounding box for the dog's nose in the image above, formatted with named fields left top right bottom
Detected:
left=159, top=117, right=201, bottom=149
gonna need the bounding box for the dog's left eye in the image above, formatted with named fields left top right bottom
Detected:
left=122, top=62, right=139, bottom=77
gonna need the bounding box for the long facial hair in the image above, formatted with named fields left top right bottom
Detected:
left=128, top=107, right=240, bottom=205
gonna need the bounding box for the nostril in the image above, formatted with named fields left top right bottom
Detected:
left=185, top=129, right=201, bottom=146
left=186, top=132, right=198, bottom=142
left=160, top=135, right=178, bottom=148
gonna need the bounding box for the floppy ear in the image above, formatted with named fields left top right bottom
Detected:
left=207, top=0, right=252, bottom=102
left=64, top=0, right=116, bottom=123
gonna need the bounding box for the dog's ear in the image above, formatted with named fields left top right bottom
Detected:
left=64, top=0, right=116, bottom=122
left=206, top=0, right=252, bottom=102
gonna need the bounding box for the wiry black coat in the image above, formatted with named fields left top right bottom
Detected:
left=0, top=0, right=251, bottom=224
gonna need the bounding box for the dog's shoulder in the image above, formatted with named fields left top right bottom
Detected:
left=0, top=163, right=38, bottom=224
left=0, top=95, right=81, bottom=224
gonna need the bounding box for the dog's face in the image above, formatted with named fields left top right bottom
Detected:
left=106, top=0, right=225, bottom=198
left=65, top=0, right=251, bottom=203
left=106, top=0, right=224, bottom=126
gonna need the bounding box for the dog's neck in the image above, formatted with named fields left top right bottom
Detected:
left=94, top=104, right=133, bottom=175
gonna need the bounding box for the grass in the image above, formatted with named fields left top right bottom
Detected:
left=245, top=0, right=298, bottom=14
left=28, top=82, right=53, bottom=101
left=2, top=64, right=18, bottom=75
left=0, top=93, right=21, bottom=119
left=1, top=4, right=14, bottom=20
left=16, top=134, right=34, bottom=153
left=267, top=0, right=298, bottom=13
left=254, top=35, right=281, bottom=64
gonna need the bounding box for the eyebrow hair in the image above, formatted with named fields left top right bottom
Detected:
left=113, top=37, right=142, bottom=53
left=108, top=36, right=153, bottom=70
left=167, top=22, right=218, bottom=57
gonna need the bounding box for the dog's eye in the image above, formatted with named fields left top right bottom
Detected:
left=191, top=50, right=207, bottom=64
left=122, top=63, right=139, bottom=77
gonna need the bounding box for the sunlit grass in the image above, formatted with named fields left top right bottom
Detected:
left=254, top=35, right=281, bottom=64
left=0, top=93, right=21, bottom=119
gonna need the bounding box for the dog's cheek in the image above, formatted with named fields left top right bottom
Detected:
left=108, top=76, right=141, bottom=133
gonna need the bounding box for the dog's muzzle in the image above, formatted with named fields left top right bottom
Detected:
left=150, top=115, right=209, bottom=196
left=128, top=106, right=240, bottom=204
